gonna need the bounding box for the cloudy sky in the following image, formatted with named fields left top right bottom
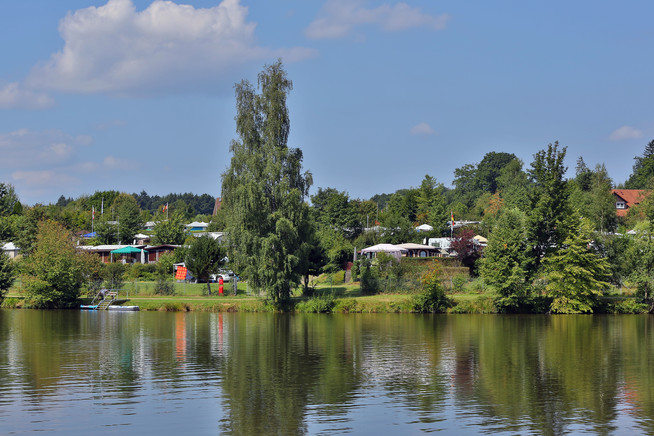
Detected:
left=1, top=0, right=653, bottom=205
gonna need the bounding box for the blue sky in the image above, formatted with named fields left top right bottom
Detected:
left=1, top=0, right=653, bottom=205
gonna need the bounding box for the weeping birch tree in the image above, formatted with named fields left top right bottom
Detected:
left=221, top=61, right=312, bottom=304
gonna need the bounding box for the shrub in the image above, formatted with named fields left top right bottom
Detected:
left=154, top=278, right=175, bottom=296
left=333, top=298, right=359, bottom=313
left=451, top=273, right=468, bottom=293
left=104, top=262, right=126, bottom=291
left=0, top=252, right=15, bottom=299
left=295, top=295, right=335, bottom=313
left=449, top=296, right=497, bottom=314
left=360, top=260, right=379, bottom=295
left=413, top=262, right=451, bottom=313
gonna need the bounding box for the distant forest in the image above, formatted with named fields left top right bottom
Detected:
left=55, top=191, right=216, bottom=216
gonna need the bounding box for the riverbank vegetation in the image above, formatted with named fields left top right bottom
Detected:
left=2, top=62, right=654, bottom=314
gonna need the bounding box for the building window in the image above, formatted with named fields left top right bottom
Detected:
left=616, top=201, right=626, bottom=209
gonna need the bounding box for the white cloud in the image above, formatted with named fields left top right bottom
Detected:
left=24, top=0, right=315, bottom=96
left=0, top=82, right=54, bottom=110
left=0, top=128, right=139, bottom=204
left=11, top=170, right=77, bottom=189
left=610, top=125, right=643, bottom=141
left=306, top=0, right=450, bottom=39
left=410, top=122, right=434, bottom=135
left=0, top=129, right=91, bottom=169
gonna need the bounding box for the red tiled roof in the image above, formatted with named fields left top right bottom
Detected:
left=612, top=189, right=648, bottom=217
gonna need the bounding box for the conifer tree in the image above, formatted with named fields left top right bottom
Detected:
left=544, top=214, right=610, bottom=313
left=480, top=208, right=529, bottom=311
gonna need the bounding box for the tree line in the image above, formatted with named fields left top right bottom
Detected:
left=3, top=60, right=654, bottom=312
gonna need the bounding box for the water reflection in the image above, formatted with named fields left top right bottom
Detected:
left=0, top=310, right=653, bottom=434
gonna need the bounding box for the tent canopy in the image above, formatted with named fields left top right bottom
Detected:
left=360, top=243, right=408, bottom=254
left=110, top=246, right=145, bottom=254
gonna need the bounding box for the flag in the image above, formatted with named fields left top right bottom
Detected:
left=163, top=203, right=168, bottom=212
left=92, top=206, right=95, bottom=220
left=451, top=211, right=454, bottom=225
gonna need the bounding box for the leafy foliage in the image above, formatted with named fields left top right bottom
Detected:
left=185, top=235, right=224, bottom=295
left=152, top=213, right=186, bottom=245
left=480, top=208, right=530, bottom=311
left=221, top=61, right=312, bottom=304
left=625, top=139, right=654, bottom=189
left=413, top=262, right=451, bottom=312
left=22, top=220, right=87, bottom=308
left=0, top=252, right=15, bottom=298
left=526, top=142, right=570, bottom=273
left=544, top=215, right=610, bottom=313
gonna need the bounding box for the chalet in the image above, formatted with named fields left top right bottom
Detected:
left=611, top=189, right=648, bottom=217
left=1, top=242, right=20, bottom=259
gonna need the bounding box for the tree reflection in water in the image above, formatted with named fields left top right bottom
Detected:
left=0, top=311, right=653, bottom=434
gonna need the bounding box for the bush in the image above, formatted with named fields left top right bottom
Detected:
left=333, top=298, right=359, bottom=313
left=413, top=262, right=451, bottom=313
left=449, top=296, right=497, bottom=314
left=602, top=298, right=649, bottom=314
left=154, top=278, right=175, bottom=296
left=450, top=273, right=468, bottom=293
left=360, top=260, right=379, bottom=295
left=295, top=295, right=335, bottom=313
left=104, top=262, right=126, bottom=291
left=0, top=252, right=15, bottom=299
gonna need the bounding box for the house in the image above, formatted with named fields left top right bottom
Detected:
left=1, top=242, right=20, bottom=259
left=424, top=237, right=454, bottom=257
left=144, top=244, right=179, bottom=262
left=193, top=231, right=224, bottom=243
left=133, top=233, right=151, bottom=245
left=395, top=243, right=439, bottom=257
left=77, top=245, right=147, bottom=263
left=611, top=189, right=648, bottom=217
left=186, top=221, right=209, bottom=231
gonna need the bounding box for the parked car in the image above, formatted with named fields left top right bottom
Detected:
left=210, top=271, right=234, bottom=283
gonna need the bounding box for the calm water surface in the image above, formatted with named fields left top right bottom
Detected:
left=0, top=310, right=653, bottom=435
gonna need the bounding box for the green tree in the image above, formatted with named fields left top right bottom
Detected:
left=526, top=142, right=570, bottom=273
left=413, top=262, right=450, bottom=312
left=379, top=209, right=415, bottom=244
left=21, top=220, right=87, bottom=308
left=496, top=158, right=529, bottom=212
left=587, top=164, right=617, bottom=233
left=95, top=215, right=118, bottom=244
left=221, top=61, right=312, bottom=304
left=311, top=188, right=361, bottom=239
left=152, top=213, right=186, bottom=245
left=625, top=139, right=654, bottom=188
left=111, top=193, right=142, bottom=244
left=0, top=183, right=19, bottom=217
left=296, top=223, right=326, bottom=295
left=544, top=215, right=610, bottom=313
left=185, top=235, right=224, bottom=296
left=0, top=251, right=15, bottom=298
left=476, top=152, right=519, bottom=193
left=480, top=208, right=530, bottom=311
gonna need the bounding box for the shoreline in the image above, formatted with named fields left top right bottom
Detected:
left=1, top=294, right=650, bottom=314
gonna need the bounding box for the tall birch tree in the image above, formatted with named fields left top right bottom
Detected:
left=221, top=61, right=312, bottom=304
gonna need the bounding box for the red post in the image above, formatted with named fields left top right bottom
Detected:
left=219, top=276, right=224, bottom=295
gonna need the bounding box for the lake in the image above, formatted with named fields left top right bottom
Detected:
left=0, top=310, right=652, bottom=435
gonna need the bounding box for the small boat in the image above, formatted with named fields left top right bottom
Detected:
left=107, top=305, right=140, bottom=311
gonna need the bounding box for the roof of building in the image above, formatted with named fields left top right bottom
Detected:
left=612, top=189, right=649, bottom=217
left=395, top=243, right=437, bottom=250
